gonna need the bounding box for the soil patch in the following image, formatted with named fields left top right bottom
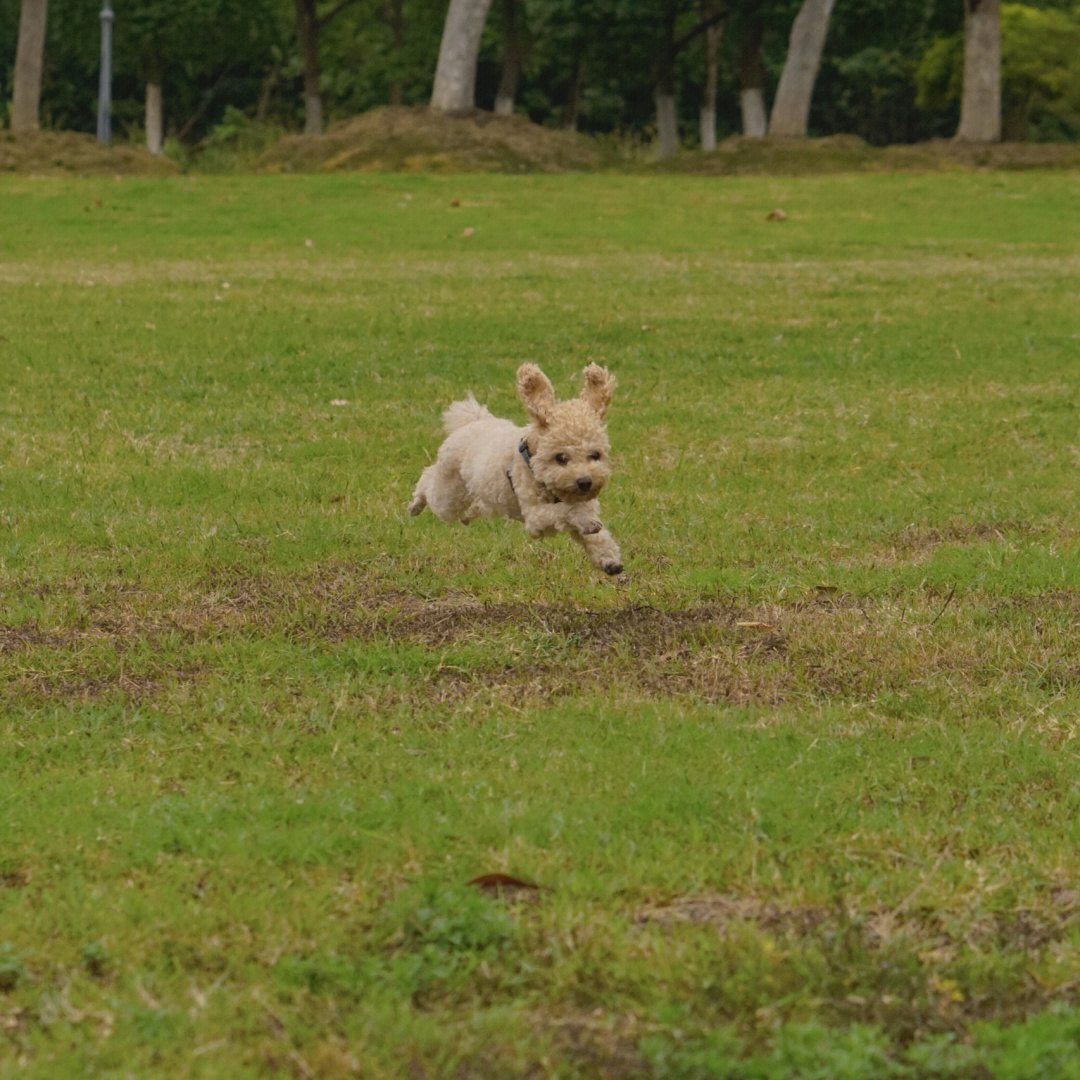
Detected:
left=873, top=520, right=1039, bottom=565
left=256, top=106, right=602, bottom=174
left=638, top=890, right=1080, bottom=1032
left=8, top=573, right=1078, bottom=709
left=637, top=889, right=1080, bottom=952
left=14, top=667, right=203, bottom=704
left=0, top=131, right=178, bottom=176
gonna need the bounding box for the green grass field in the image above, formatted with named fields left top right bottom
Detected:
left=3, top=168, right=1080, bottom=1078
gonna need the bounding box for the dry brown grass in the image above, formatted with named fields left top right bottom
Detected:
left=7, top=568, right=1080, bottom=717
left=660, top=133, right=1080, bottom=175
left=5, top=117, right=1080, bottom=178
left=255, top=106, right=603, bottom=174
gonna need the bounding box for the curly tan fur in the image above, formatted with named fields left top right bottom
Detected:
left=409, top=364, right=623, bottom=575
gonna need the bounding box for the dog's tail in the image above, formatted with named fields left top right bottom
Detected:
left=442, top=395, right=492, bottom=435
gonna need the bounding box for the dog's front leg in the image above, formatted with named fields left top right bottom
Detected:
left=520, top=502, right=566, bottom=539
left=570, top=522, right=623, bottom=575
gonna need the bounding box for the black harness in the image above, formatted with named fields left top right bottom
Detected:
left=507, top=438, right=560, bottom=503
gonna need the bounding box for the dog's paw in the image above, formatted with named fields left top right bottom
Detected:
left=408, top=496, right=425, bottom=516
left=566, top=505, right=602, bottom=535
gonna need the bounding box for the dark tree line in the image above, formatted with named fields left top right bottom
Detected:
left=3, top=0, right=1079, bottom=153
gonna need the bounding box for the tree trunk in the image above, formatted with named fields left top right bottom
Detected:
left=143, top=45, right=163, bottom=154
left=955, top=0, right=1001, bottom=142
left=738, top=20, right=767, bottom=137
left=256, top=65, right=280, bottom=122
left=768, top=0, right=835, bottom=137
left=655, top=92, right=679, bottom=157
left=296, top=0, right=324, bottom=134
left=699, top=4, right=722, bottom=151
left=740, top=89, right=767, bottom=138
left=383, top=0, right=406, bottom=106
left=146, top=82, right=163, bottom=154
left=431, top=0, right=495, bottom=114
left=653, top=8, right=679, bottom=158
left=564, top=59, right=585, bottom=129
left=494, top=0, right=524, bottom=116
left=11, top=0, right=49, bottom=133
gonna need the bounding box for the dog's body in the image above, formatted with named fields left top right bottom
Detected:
left=409, top=364, right=623, bottom=575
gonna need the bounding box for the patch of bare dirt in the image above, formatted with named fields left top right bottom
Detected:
left=876, top=520, right=1037, bottom=565
left=638, top=888, right=1080, bottom=955
left=256, top=106, right=602, bottom=174
left=0, top=581, right=802, bottom=707
left=8, top=572, right=1079, bottom=709
left=637, top=889, right=1080, bottom=1032
left=537, top=1012, right=652, bottom=1079
left=11, top=665, right=206, bottom=705
left=0, top=131, right=178, bottom=176
left=0, top=625, right=71, bottom=652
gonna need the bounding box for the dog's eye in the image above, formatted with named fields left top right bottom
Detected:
left=588, top=451, right=602, bottom=461
left=554, top=453, right=569, bottom=466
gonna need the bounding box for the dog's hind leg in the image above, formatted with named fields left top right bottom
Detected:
left=408, top=465, right=434, bottom=516
left=411, top=461, right=472, bottom=523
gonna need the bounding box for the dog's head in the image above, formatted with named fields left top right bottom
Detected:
left=516, top=363, right=616, bottom=503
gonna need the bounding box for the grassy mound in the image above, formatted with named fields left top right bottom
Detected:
left=255, top=105, right=603, bottom=174
left=662, top=133, right=1080, bottom=174
left=0, top=130, right=178, bottom=176
left=883, top=137, right=1080, bottom=170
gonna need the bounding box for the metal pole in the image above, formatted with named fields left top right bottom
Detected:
left=97, top=3, right=114, bottom=142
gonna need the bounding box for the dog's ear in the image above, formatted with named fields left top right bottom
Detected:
left=580, top=364, right=616, bottom=419
left=517, top=363, right=556, bottom=426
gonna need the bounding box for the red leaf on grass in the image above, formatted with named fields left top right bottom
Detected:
left=466, top=873, right=543, bottom=896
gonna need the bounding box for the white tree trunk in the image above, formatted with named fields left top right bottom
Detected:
left=494, top=93, right=513, bottom=116
left=768, top=0, right=835, bottom=137
left=956, top=0, right=1001, bottom=142
left=11, top=0, right=49, bottom=133
left=740, top=89, right=767, bottom=138
left=700, top=19, right=720, bottom=151
left=304, top=92, right=323, bottom=135
left=655, top=93, right=679, bottom=158
left=146, top=81, right=163, bottom=154
left=700, top=107, right=716, bottom=151
left=431, top=0, right=495, bottom=114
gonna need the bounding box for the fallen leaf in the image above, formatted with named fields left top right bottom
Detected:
left=467, top=873, right=543, bottom=896
left=766, top=209, right=788, bottom=221
left=736, top=620, right=776, bottom=631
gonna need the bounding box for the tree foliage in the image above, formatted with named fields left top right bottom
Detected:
left=2, top=0, right=1079, bottom=146
left=915, top=2, right=1080, bottom=140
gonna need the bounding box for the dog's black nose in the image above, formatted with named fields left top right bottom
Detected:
left=576, top=477, right=593, bottom=492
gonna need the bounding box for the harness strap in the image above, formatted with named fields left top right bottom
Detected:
left=510, top=439, right=560, bottom=504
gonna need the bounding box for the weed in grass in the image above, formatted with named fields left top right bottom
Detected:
left=0, top=944, right=27, bottom=992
